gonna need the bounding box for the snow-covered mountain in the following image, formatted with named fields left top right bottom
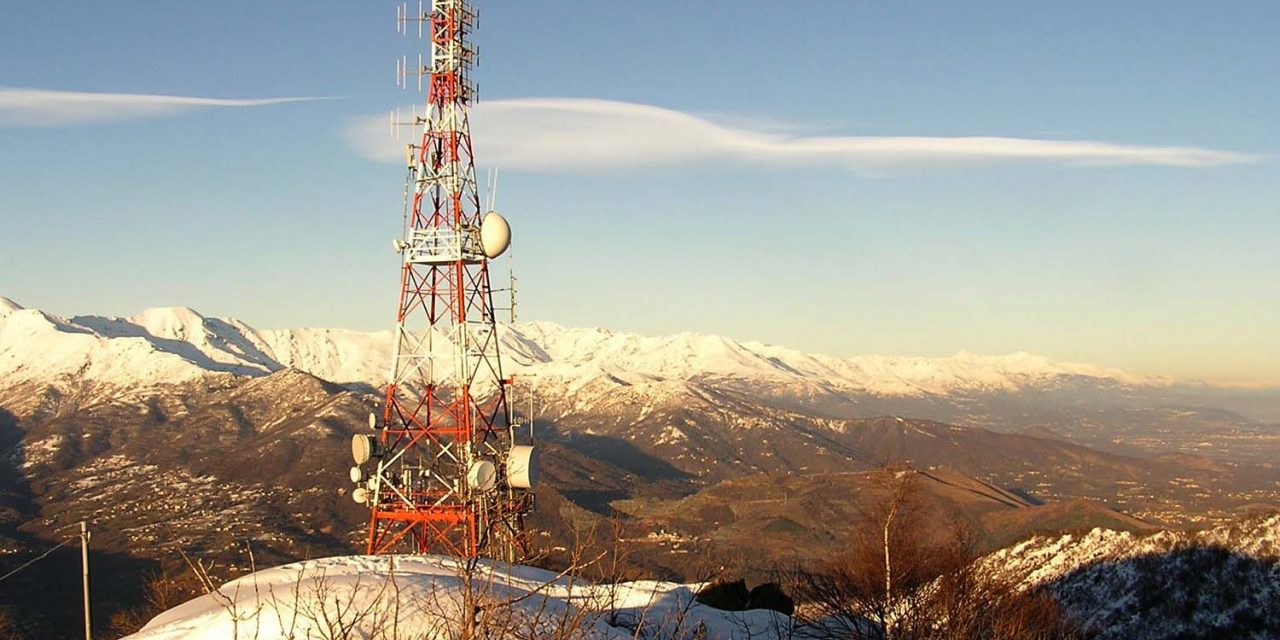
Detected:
left=0, top=295, right=1168, bottom=398
left=0, top=298, right=390, bottom=390
left=0, top=300, right=214, bottom=388
left=10, top=295, right=1279, bottom=465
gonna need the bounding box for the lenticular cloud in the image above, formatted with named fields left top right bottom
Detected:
left=0, top=87, right=325, bottom=127
left=344, top=97, right=1258, bottom=175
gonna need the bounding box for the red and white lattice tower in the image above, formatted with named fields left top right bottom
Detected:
left=350, top=0, right=536, bottom=562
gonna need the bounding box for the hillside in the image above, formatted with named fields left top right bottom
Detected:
left=609, top=467, right=1156, bottom=580
left=983, top=513, right=1280, bottom=638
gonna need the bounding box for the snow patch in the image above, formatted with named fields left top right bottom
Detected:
left=128, top=555, right=788, bottom=640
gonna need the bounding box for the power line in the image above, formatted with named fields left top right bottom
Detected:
left=0, top=536, right=75, bottom=584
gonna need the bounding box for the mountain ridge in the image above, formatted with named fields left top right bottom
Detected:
left=0, top=295, right=1179, bottom=397
left=8, top=295, right=1280, bottom=465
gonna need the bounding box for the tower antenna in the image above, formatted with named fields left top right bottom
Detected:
left=486, top=167, right=499, bottom=213
left=352, top=0, right=535, bottom=562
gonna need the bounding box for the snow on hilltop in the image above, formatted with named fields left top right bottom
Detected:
left=0, top=304, right=211, bottom=388
left=127, top=554, right=786, bottom=640
left=0, top=295, right=1169, bottom=396
left=980, top=513, right=1280, bottom=639
left=509, top=321, right=1163, bottom=395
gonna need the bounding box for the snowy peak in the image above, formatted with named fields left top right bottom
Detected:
left=0, top=295, right=22, bottom=318
left=0, top=305, right=212, bottom=391
left=70, top=309, right=278, bottom=377
left=126, top=306, right=207, bottom=341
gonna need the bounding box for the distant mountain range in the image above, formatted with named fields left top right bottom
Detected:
left=3, top=295, right=1279, bottom=636
left=0, top=294, right=1180, bottom=393
left=4, top=295, right=1278, bottom=460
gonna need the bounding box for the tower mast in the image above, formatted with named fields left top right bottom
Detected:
left=354, top=0, right=534, bottom=561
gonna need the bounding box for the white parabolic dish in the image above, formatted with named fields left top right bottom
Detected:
left=467, top=460, right=497, bottom=492
left=351, top=435, right=375, bottom=465
left=507, top=445, right=539, bottom=489
left=480, top=211, right=511, bottom=259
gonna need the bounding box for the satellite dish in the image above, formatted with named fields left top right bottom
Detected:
left=352, top=487, right=369, bottom=504
left=467, top=460, right=497, bottom=493
left=506, top=445, right=539, bottom=489
left=350, top=466, right=363, bottom=483
left=366, top=478, right=378, bottom=491
left=480, top=212, right=511, bottom=259
left=351, top=434, right=375, bottom=465
left=368, top=412, right=378, bottom=430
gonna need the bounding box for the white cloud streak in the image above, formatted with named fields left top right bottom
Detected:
left=0, top=87, right=326, bottom=126
left=345, top=97, right=1258, bottom=174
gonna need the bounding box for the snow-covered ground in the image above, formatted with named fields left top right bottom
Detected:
left=126, top=554, right=790, bottom=640
left=112, top=518, right=1280, bottom=640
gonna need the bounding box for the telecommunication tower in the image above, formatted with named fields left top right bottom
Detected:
left=348, top=0, right=537, bottom=562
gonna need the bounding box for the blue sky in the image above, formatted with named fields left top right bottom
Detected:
left=1, top=1, right=1277, bottom=384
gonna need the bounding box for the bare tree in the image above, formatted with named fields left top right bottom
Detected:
left=585, top=517, right=641, bottom=629
left=179, top=543, right=268, bottom=640
left=916, top=521, right=1079, bottom=640
left=109, top=560, right=206, bottom=636
left=790, top=464, right=926, bottom=638
left=0, top=607, right=20, bottom=639
left=789, top=464, right=1084, bottom=640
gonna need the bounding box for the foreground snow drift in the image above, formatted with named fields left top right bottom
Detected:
left=128, top=555, right=790, bottom=640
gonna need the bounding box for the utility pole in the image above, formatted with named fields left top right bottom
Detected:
left=80, top=520, right=91, bottom=640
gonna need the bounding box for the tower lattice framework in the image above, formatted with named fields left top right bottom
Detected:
left=364, top=0, right=531, bottom=561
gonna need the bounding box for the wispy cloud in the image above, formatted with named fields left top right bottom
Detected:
left=0, top=87, right=327, bottom=127
left=345, top=97, right=1259, bottom=174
